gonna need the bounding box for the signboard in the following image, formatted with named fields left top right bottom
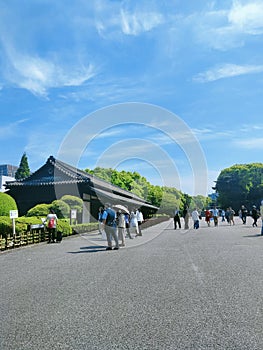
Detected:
left=10, top=210, right=18, bottom=219
left=70, top=209, right=77, bottom=219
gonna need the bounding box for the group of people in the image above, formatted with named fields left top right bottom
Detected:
left=174, top=201, right=263, bottom=233
left=98, top=204, right=144, bottom=250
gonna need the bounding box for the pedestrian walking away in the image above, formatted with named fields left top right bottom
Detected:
left=173, top=208, right=181, bottom=229
left=117, top=210, right=126, bottom=247
left=240, top=205, right=248, bottom=224
left=192, top=208, right=200, bottom=229
left=251, top=205, right=259, bottom=227
left=102, top=203, right=119, bottom=250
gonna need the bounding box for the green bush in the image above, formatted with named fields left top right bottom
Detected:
left=57, top=219, right=72, bottom=237
left=0, top=192, right=18, bottom=216
left=51, top=200, right=70, bottom=219
left=60, top=195, right=83, bottom=212
left=26, top=203, right=51, bottom=217
left=0, top=216, right=44, bottom=237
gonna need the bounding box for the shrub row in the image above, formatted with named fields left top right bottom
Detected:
left=0, top=216, right=72, bottom=238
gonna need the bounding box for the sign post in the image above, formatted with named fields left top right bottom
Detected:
left=70, top=209, right=77, bottom=225
left=10, top=210, right=18, bottom=236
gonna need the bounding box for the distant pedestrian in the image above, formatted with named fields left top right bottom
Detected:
left=124, top=213, right=133, bottom=239
left=205, top=209, right=212, bottom=227
left=136, top=209, right=144, bottom=236
left=173, top=208, right=181, bottom=229
left=98, top=206, right=104, bottom=234
left=117, top=211, right=126, bottom=247
left=102, top=203, right=119, bottom=250
left=211, top=207, right=219, bottom=227
left=260, top=201, right=263, bottom=236
left=221, top=209, right=225, bottom=222
left=192, top=208, right=200, bottom=229
left=240, top=205, right=248, bottom=224
left=130, top=210, right=139, bottom=236
left=229, top=207, right=235, bottom=225
left=45, top=209, right=58, bottom=243
left=251, top=205, right=259, bottom=227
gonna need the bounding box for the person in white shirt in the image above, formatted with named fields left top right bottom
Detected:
left=136, top=209, right=144, bottom=236
left=192, top=208, right=200, bottom=229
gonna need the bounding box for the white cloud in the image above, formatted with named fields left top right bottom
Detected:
left=228, top=1, right=263, bottom=34
left=2, top=44, right=96, bottom=97
left=194, top=63, right=263, bottom=82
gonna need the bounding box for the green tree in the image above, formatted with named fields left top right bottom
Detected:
left=0, top=192, right=18, bottom=216
left=15, top=153, right=30, bottom=180
left=215, top=163, right=263, bottom=211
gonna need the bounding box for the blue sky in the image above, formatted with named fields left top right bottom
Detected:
left=0, top=0, right=262, bottom=196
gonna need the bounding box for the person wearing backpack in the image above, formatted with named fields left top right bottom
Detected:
left=101, top=203, right=119, bottom=250
left=45, top=209, right=58, bottom=243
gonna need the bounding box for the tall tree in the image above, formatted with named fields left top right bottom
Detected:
left=15, top=153, right=30, bottom=180
left=215, top=163, right=263, bottom=211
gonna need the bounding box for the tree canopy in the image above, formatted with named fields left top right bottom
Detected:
left=215, top=163, right=263, bottom=211
left=85, top=167, right=210, bottom=215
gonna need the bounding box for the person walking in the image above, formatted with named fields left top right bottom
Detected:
left=240, top=205, right=248, bottom=224
left=136, top=208, right=144, bottom=236
left=117, top=210, right=126, bottom=247
left=45, top=209, right=58, bottom=243
left=130, top=210, right=139, bottom=236
left=101, top=203, right=119, bottom=251
left=192, top=208, right=200, bottom=229
left=260, top=201, right=263, bottom=236
left=251, top=205, right=259, bottom=227
left=124, top=213, right=133, bottom=239
left=205, top=209, right=212, bottom=227
left=173, top=208, right=181, bottom=229
left=211, top=206, right=219, bottom=227
left=98, top=206, right=104, bottom=234
left=229, top=207, right=235, bottom=226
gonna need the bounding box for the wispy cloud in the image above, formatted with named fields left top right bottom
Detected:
left=120, top=9, right=163, bottom=36
left=233, top=137, right=263, bottom=149
left=194, top=63, right=263, bottom=83
left=3, top=48, right=96, bottom=97
left=0, top=119, right=29, bottom=139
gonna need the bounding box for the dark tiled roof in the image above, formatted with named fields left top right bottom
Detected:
left=5, top=156, right=158, bottom=209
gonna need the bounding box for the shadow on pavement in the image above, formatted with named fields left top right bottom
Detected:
left=243, top=234, right=262, bottom=238
left=67, top=245, right=107, bottom=254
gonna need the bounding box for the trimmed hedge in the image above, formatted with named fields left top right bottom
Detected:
left=0, top=216, right=72, bottom=238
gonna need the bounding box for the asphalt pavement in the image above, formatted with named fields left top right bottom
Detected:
left=1, top=216, right=263, bottom=350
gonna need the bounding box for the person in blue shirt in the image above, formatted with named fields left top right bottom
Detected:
left=101, top=203, right=119, bottom=251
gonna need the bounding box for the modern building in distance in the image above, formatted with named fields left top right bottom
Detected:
left=0, top=164, right=18, bottom=192
left=0, top=164, right=18, bottom=177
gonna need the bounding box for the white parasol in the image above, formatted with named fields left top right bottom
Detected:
left=112, top=204, right=130, bottom=214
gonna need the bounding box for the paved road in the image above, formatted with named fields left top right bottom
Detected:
left=1, top=217, right=263, bottom=350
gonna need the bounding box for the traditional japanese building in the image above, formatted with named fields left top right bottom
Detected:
left=5, top=156, right=158, bottom=221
